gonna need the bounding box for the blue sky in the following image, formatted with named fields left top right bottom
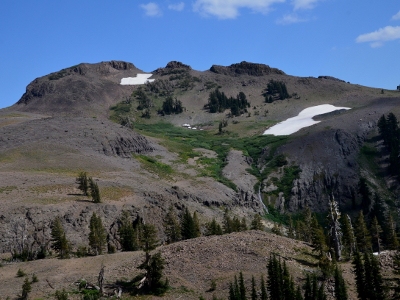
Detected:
left=1, top=0, right=399, bottom=109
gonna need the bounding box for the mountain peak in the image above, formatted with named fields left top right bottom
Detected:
left=210, top=61, right=285, bottom=76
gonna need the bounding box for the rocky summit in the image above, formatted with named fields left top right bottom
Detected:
left=1, top=60, right=400, bottom=299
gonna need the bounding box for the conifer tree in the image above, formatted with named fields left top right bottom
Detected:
left=354, top=211, right=372, bottom=253
left=21, top=277, right=32, bottom=300
left=385, top=213, right=399, bottom=250
left=51, top=217, right=70, bottom=259
left=260, top=275, right=268, bottom=300
left=341, top=214, right=356, bottom=259
left=251, top=275, right=257, bottom=300
left=251, top=214, right=264, bottom=231
left=352, top=252, right=366, bottom=300
left=88, top=212, right=107, bottom=255
left=370, top=216, right=383, bottom=254
left=140, top=223, right=159, bottom=267
left=181, top=208, right=196, bottom=240
left=164, top=205, right=181, bottom=243
left=118, top=211, right=138, bottom=251
left=88, top=177, right=101, bottom=203
left=76, top=171, right=89, bottom=196
left=288, top=216, right=295, bottom=239
left=334, top=266, right=348, bottom=300
left=240, top=217, right=248, bottom=231
left=205, top=218, right=223, bottom=236
left=239, top=272, right=246, bottom=300
left=193, top=211, right=201, bottom=238
left=370, top=253, right=386, bottom=300
left=310, top=214, right=328, bottom=258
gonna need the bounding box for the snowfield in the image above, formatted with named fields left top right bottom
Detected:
left=120, top=74, right=155, bottom=85
left=263, top=104, right=351, bottom=136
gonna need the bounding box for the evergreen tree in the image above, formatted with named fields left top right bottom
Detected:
left=51, top=217, right=70, bottom=259
left=240, top=217, right=248, bottom=231
left=239, top=272, right=246, bottom=300
left=164, top=205, right=181, bottom=243
left=181, top=208, right=195, bottom=240
left=139, top=252, right=168, bottom=295
left=118, top=211, right=138, bottom=251
left=370, top=216, right=383, bottom=254
left=140, top=224, right=159, bottom=267
left=310, top=214, right=328, bottom=258
left=205, top=218, right=223, bottom=236
left=223, top=209, right=234, bottom=234
left=358, top=177, right=371, bottom=213
left=251, top=276, right=257, bottom=300
left=385, top=213, right=399, bottom=250
left=88, top=177, right=101, bottom=203
left=21, top=277, right=32, bottom=300
left=370, top=254, right=386, bottom=300
left=334, top=266, right=348, bottom=300
left=260, top=275, right=268, bottom=300
left=288, top=216, right=295, bottom=239
left=193, top=211, right=201, bottom=238
left=76, top=171, right=88, bottom=196
left=88, top=212, right=107, bottom=255
left=341, top=214, right=356, bottom=259
left=353, top=252, right=366, bottom=300
left=354, top=211, right=372, bottom=253
left=251, top=214, right=264, bottom=230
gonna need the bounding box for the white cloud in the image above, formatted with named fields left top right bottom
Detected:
left=292, top=0, right=319, bottom=10
left=392, top=10, right=400, bottom=20
left=356, top=26, right=400, bottom=47
left=140, top=2, right=162, bottom=16
left=193, top=0, right=285, bottom=19
left=276, top=13, right=305, bottom=24
left=168, top=2, right=185, bottom=11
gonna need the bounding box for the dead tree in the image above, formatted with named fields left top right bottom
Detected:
left=327, top=196, right=342, bottom=260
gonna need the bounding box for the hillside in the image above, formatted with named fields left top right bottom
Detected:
left=1, top=60, right=400, bottom=299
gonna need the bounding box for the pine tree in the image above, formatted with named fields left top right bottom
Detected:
left=354, top=211, right=372, bottom=253
left=250, top=214, right=264, bottom=230
left=181, top=208, right=196, bottom=240
left=239, top=272, right=246, bottom=300
left=260, top=275, right=268, bottom=300
left=118, top=211, right=138, bottom=251
left=240, top=217, right=248, bottom=231
left=51, top=217, right=70, bottom=259
left=288, top=216, right=295, bottom=239
left=140, top=223, right=159, bottom=267
left=334, top=266, right=348, bottom=300
left=385, top=213, right=399, bottom=250
left=205, top=218, right=223, bottom=236
left=139, top=252, right=167, bottom=295
left=21, top=277, right=32, bottom=300
left=88, top=212, right=107, bottom=255
left=358, top=177, right=371, bottom=213
left=352, top=252, right=366, bottom=300
left=251, top=276, right=257, bottom=300
left=76, top=171, right=88, bottom=196
left=370, top=254, right=386, bottom=300
left=341, top=214, right=356, bottom=259
left=88, top=177, right=101, bottom=203
left=310, top=214, right=328, bottom=258
left=164, top=205, right=181, bottom=243
left=370, top=216, right=383, bottom=254
left=193, top=211, right=201, bottom=238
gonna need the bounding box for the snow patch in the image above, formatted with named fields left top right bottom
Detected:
left=263, top=104, right=351, bottom=136
left=120, top=74, right=155, bottom=85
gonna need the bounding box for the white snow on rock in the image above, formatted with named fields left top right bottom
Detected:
left=263, top=104, right=351, bottom=136
left=120, top=74, right=155, bottom=85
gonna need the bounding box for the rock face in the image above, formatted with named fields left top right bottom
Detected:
left=210, top=61, right=285, bottom=76
left=14, top=61, right=141, bottom=116
left=153, top=61, right=192, bottom=76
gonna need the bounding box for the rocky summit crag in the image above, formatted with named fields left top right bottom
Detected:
left=1, top=60, right=400, bottom=298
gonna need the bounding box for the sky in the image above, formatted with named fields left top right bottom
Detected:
left=0, top=0, right=399, bottom=109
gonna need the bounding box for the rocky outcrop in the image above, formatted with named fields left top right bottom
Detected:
left=210, top=61, right=285, bottom=76
left=153, top=61, right=192, bottom=76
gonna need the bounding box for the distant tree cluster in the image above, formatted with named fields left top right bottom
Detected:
left=263, top=80, right=290, bottom=103
left=159, top=96, right=183, bottom=115
left=377, top=113, right=400, bottom=179
left=204, top=89, right=250, bottom=116
left=76, top=172, right=101, bottom=203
